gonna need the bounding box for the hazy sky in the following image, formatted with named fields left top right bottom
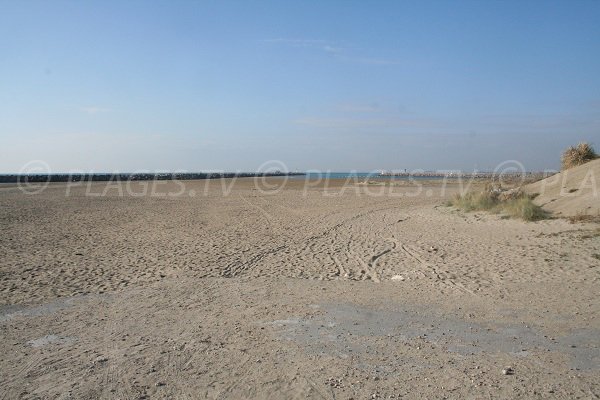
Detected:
left=1, top=0, right=599, bottom=173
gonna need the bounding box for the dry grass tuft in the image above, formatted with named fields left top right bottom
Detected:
left=451, top=191, right=497, bottom=212
left=561, top=142, right=598, bottom=170
left=568, top=212, right=600, bottom=224
left=450, top=189, right=547, bottom=221
left=503, top=197, right=548, bottom=221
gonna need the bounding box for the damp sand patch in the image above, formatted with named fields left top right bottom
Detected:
left=267, top=303, right=599, bottom=371
left=27, top=334, right=77, bottom=348
left=0, top=293, right=108, bottom=323
left=0, top=298, right=75, bottom=322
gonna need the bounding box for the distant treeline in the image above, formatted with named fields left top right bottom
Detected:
left=0, top=172, right=304, bottom=184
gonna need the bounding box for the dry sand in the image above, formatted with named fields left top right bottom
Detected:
left=525, top=158, right=600, bottom=217
left=1, top=178, right=599, bottom=399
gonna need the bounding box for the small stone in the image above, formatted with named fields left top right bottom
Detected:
left=502, top=367, right=514, bottom=375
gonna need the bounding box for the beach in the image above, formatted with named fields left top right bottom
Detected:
left=1, top=178, right=599, bottom=399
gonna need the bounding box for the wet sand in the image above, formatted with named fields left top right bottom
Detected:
left=1, top=178, right=599, bottom=398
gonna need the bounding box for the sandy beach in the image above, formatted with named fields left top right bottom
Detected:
left=3, top=1, right=600, bottom=398
left=1, top=177, right=599, bottom=399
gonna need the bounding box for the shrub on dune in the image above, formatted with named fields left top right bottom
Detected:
left=561, top=142, right=598, bottom=170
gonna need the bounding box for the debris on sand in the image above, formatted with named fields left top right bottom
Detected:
left=502, top=366, right=514, bottom=375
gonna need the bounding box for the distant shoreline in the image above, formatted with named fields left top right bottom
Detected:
left=0, top=172, right=305, bottom=184
left=0, top=170, right=557, bottom=184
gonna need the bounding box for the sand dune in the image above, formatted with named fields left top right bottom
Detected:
left=525, top=158, right=600, bottom=217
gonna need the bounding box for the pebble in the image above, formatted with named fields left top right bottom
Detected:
left=502, top=367, right=514, bottom=375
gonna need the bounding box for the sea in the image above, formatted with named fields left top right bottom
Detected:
left=284, top=172, right=457, bottom=181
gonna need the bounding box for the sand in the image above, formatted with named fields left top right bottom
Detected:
left=525, top=158, right=600, bottom=217
left=1, top=178, right=599, bottom=399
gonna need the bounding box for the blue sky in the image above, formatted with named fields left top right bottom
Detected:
left=1, top=0, right=599, bottom=172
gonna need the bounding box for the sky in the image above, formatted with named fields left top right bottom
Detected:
left=1, top=0, right=599, bottom=173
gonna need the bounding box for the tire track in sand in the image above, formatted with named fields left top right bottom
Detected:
left=395, top=239, right=476, bottom=296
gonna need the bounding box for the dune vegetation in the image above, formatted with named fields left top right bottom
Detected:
left=449, top=188, right=547, bottom=221
left=561, top=142, right=598, bottom=170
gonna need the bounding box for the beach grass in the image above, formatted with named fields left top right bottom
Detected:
left=450, top=190, right=547, bottom=221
